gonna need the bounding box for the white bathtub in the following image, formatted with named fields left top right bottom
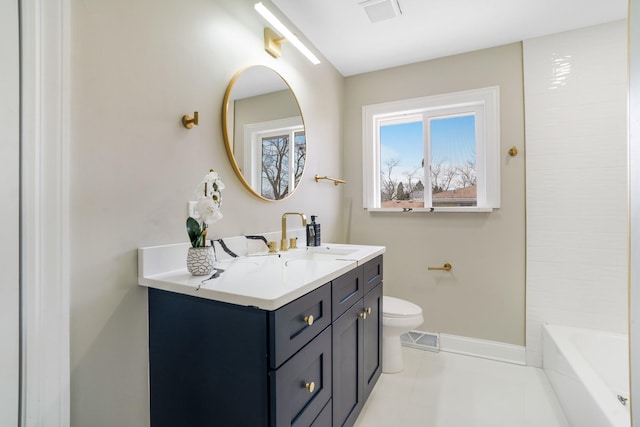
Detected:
left=542, top=324, right=630, bottom=427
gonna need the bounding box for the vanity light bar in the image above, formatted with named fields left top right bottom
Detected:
left=254, top=2, right=321, bottom=65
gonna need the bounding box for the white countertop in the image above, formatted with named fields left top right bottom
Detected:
left=138, top=243, right=385, bottom=310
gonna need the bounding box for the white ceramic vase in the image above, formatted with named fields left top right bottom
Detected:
left=186, top=246, right=215, bottom=276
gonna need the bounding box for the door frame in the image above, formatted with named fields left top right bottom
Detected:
left=20, top=0, right=70, bottom=425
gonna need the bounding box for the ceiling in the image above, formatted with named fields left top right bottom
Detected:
left=271, top=0, right=628, bottom=76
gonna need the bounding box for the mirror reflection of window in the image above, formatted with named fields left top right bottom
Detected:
left=294, top=131, right=306, bottom=187
left=249, top=120, right=304, bottom=200
left=261, top=134, right=290, bottom=199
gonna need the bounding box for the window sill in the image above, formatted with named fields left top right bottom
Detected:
left=366, top=207, right=495, bottom=213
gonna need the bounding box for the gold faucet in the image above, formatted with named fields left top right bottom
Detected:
left=281, top=212, right=307, bottom=251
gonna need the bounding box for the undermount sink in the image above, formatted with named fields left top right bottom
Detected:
left=279, top=245, right=359, bottom=264
left=307, top=246, right=358, bottom=256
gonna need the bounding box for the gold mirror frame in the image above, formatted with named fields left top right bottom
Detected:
left=222, top=66, right=306, bottom=202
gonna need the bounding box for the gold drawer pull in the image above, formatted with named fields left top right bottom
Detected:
left=304, top=315, right=314, bottom=326
left=305, top=382, right=315, bottom=393
left=359, top=312, right=367, bottom=320
left=365, top=307, right=372, bottom=315
left=428, top=263, right=452, bottom=271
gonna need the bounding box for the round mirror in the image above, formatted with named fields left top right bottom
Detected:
left=222, top=66, right=306, bottom=201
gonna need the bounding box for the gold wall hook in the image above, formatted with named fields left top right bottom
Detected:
left=428, top=263, right=452, bottom=271
left=508, top=146, right=518, bottom=157
left=182, top=111, right=199, bottom=129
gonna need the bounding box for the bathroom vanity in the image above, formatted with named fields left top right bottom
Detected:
left=138, top=243, right=384, bottom=427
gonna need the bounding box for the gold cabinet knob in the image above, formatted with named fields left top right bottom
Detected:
left=304, top=315, right=314, bottom=326
left=365, top=307, right=372, bottom=315
left=305, top=382, right=315, bottom=393
left=359, top=312, right=367, bottom=320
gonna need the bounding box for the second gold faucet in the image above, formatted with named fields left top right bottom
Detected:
left=281, top=212, right=307, bottom=251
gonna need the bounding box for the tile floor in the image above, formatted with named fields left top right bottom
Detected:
left=354, top=347, right=569, bottom=427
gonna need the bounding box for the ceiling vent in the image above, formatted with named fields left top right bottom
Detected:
left=359, top=0, right=402, bottom=23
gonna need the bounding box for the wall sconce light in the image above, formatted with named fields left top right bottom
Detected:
left=254, top=2, right=321, bottom=65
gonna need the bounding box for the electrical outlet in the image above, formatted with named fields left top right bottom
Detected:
left=188, top=201, right=197, bottom=217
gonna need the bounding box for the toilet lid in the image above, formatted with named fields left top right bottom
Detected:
left=383, top=296, right=422, bottom=318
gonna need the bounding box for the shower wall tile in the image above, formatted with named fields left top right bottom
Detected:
left=524, top=21, right=628, bottom=367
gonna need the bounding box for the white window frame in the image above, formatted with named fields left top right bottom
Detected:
left=362, top=86, right=500, bottom=212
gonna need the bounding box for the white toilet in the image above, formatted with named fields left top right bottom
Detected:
left=382, top=296, right=424, bottom=373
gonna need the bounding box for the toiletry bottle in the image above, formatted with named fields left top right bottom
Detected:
left=306, top=217, right=316, bottom=247
left=312, top=215, right=321, bottom=246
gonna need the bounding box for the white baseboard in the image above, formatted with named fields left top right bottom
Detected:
left=402, top=330, right=526, bottom=366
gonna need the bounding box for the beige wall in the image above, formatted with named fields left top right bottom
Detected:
left=343, top=43, right=526, bottom=345
left=70, top=0, right=343, bottom=425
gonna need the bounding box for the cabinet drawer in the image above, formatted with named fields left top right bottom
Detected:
left=363, top=255, right=383, bottom=292
left=332, top=268, right=363, bottom=321
left=269, top=283, right=331, bottom=369
left=271, top=326, right=332, bottom=427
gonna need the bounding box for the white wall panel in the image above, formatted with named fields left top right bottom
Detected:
left=0, top=0, right=20, bottom=424
left=524, top=21, right=628, bottom=367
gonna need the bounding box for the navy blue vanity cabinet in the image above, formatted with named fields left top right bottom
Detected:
left=147, top=255, right=383, bottom=427
left=332, top=257, right=383, bottom=427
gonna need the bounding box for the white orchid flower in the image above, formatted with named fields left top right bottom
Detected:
left=187, top=169, right=224, bottom=247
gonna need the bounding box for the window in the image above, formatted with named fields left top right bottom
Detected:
left=244, top=117, right=305, bottom=200
left=362, top=87, right=500, bottom=212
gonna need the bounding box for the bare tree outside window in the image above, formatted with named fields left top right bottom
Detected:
left=380, top=159, right=400, bottom=202
left=430, top=161, right=457, bottom=193
left=456, top=158, right=477, bottom=188
left=404, top=166, right=422, bottom=195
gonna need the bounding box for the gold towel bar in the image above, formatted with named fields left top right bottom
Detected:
left=428, top=263, right=452, bottom=271
left=314, top=174, right=346, bottom=186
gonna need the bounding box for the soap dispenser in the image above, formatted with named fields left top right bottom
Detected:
left=308, top=215, right=321, bottom=246
left=306, top=216, right=316, bottom=247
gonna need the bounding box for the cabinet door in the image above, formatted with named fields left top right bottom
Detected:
left=332, top=301, right=364, bottom=427
left=149, top=289, right=269, bottom=427
left=363, top=283, right=383, bottom=400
